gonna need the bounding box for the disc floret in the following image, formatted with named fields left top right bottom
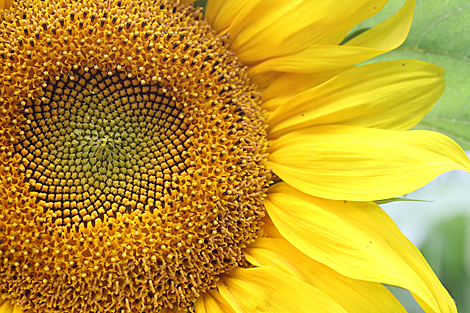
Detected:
left=0, top=0, right=271, bottom=312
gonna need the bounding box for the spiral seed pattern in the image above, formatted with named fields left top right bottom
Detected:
left=0, top=0, right=271, bottom=312
left=15, top=69, right=190, bottom=227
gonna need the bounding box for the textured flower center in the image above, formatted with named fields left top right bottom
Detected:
left=0, top=1, right=271, bottom=312
left=15, top=69, right=190, bottom=225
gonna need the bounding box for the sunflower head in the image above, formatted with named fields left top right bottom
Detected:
left=0, top=0, right=271, bottom=311
left=2, top=0, right=468, bottom=312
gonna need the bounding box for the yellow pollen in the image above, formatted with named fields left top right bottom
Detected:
left=0, top=0, right=271, bottom=312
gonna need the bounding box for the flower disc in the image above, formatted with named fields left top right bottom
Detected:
left=0, top=0, right=271, bottom=312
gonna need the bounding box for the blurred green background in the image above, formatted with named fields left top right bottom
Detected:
left=194, top=0, right=470, bottom=311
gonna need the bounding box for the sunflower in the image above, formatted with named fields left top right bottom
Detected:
left=0, top=0, right=468, bottom=312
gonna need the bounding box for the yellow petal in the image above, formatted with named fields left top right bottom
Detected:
left=0, top=301, right=13, bottom=313
left=260, top=215, right=283, bottom=238
left=12, top=306, right=23, bottom=313
left=267, top=125, right=470, bottom=201
left=261, top=68, right=352, bottom=112
left=265, top=183, right=457, bottom=313
left=244, top=237, right=406, bottom=313
left=195, top=290, right=236, bottom=313
left=0, top=0, right=13, bottom=10
left=344, top=0, right=412, bottom=49
left=210, top=0, right=387, bottom=65
left=262, top=68, right=353, bottom=101
left=247, top=45, right=387, bottom=78
left=247, top=0, right=414, bottom=78
left=0, top=300, right=26, bottom=313
left=205, top=0, right=251, bottom=33
left=219, top=266, right=348, bottom=313
left=267, top=60, right=445, bottom=138
left=179, top=0, right=195, bottom=3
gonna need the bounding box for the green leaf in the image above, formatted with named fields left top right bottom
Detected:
left=374, top=197, right=432, bottom=205
left=420, top=215, right=470, bottom=312
left=339, top=28, right=370, bottom=45
left=194, top=0, right=208, bottom=11
left=350, top=0, right=470, bottom=150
